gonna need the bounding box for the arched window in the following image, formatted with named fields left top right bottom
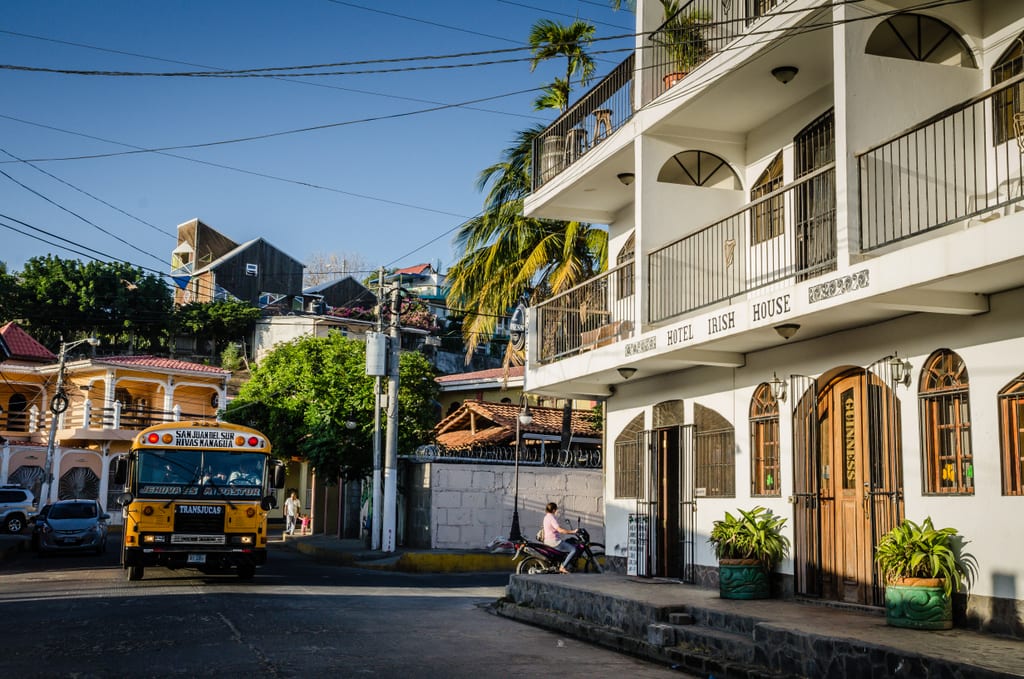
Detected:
left=750, top=384, right=780, bottom=497
left=6, top=393, right=28, bottom=432
left=614, top=413, right=646, bottom=499
left=657, top=150, right=742, bottom=189
left=919, top=349, right=973, bottom=495
left=615, top=232, right=635, bottom=300
left=865, top=13, right=975, bottom=67
left=694, top=404, right=735, bottom=498
left=992, top=35, right=1024, bottom=146
left=998, top=373, right=1024, bottom=496
left=750, top=152, right=784, bottom=244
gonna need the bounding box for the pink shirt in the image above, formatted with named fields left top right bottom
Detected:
left=543, top=513, right=562, bottom=546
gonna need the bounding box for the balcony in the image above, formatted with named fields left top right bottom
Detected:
left=649, top=165, right=836, bottom=324
left=532, top=54, right=634, bottom=192
left=859, top=73, right=1024, bottom=251
left=645, top=0, right=783, bottom=105
left=536, top=262, right=635, bottom=364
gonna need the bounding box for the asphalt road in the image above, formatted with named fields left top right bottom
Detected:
left=0, top=533, right=688, bottom=678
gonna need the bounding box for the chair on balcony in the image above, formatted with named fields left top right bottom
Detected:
left=592, top=109, right=613, bottom=144
left=563, top=128, right=588, bottom=165
left=580, top=320, right=633, bottom=352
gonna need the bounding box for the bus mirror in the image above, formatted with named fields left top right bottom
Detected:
left=261, top=495, right=278, bottom=511
left=271, top=464, right=286, bottom=489
left=115, top=492, right=134, bottom=507
left=113, top=458, right=128, bottom=485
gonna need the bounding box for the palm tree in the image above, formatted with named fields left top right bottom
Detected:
left=528, top=19, right=597, bottom=112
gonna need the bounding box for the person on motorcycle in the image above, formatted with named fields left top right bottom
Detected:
left=542, top=502, right=577, bottom=574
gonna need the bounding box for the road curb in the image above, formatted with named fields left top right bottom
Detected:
left=281, top=538, right=515, bottom=573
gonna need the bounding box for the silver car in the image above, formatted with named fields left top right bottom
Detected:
left=36, top=500, right=109, bottom=555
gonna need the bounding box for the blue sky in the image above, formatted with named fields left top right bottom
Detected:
left=0, top=1, right=633, bottom=282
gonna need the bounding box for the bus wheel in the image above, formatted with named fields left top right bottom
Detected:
left=237, top=564, right=255, bottom=580
left=127, top=565, right=144, bottom=581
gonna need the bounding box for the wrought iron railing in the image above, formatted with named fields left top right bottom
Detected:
left=648, top=165, right=836, bottom=324
left=859, top=72, right=1024, bottom=251
left=535, top=261, right=636, bottom=364
left=646, top=0, right=782, bottom=104
left=408, top=444, right=602, bottom=469
left=61, top=404, right=216, bottom=431
left=532, top=54, right=635, bottom=190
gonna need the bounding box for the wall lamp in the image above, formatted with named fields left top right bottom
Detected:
left=617, top=172, right=635, bottom=186
left=769, top=372, right=788, bottom=402
left=889, top=354, right=913, bottom=387
left=617, top=367, right=637, bottom=379
left=774, top=323, right=800, bottom=340
left=771, top=66, right=799, bottom=84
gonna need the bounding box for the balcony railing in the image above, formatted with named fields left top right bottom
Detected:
left=532, top=54, right=634, bottom=190
left=859, top=72, right=1024, bottom=251
left=646, top=0, right=782, bottom=104
left=649, top=165, right=836, bottom=324
left=61, top=402, right=217, bottom=432
left=536, top=261, right=636, bottom=363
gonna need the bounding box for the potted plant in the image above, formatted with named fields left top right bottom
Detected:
left=652, top=1, right=711, bottom=89
left=874, top=517, right=977, bottom=630
left=708, top=506, right=790, bottom=599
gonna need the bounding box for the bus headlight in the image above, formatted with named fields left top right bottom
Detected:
left=233, top=535, right=254, bottom=545
left=142, top=535, right=167, bottom=544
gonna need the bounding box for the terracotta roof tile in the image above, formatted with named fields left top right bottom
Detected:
left=0, top=322, right=57, bottom=362
left=97, top=355, right=231, bottom=375
left=433, top=399, right=600, bottom=450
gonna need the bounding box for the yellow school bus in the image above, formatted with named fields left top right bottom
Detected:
left=113, top=421, right=285, bottom=581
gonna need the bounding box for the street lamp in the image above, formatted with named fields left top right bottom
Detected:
left=509, top=397, right=533, bottom=542
left=40, top=336, right=99, bottom=505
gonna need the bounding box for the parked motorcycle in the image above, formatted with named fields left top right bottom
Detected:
left=512, top=521, right=606, bottom=574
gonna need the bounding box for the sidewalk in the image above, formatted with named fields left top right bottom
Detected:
left=273, top=534, right=1023, bottom=679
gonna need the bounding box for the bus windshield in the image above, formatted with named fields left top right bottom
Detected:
left=137, top=450, right=267, bottom=498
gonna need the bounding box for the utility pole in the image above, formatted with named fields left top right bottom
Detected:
left=41, top=336, right=98, bottom=505
left=371, top=267, right=384, bottom=550
left=382, top=280, right=402, bottom=552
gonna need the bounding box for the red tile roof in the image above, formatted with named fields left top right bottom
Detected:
left=97, top=355, right=231, bottom=375
left=394, top=263, right=431, bottom=276
left=433, top=399, right=600, bottom=450
left=436, top=365, right=524, bottom=384
left=0, top=322, right=56, bottom=362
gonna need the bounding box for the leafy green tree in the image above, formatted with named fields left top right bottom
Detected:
left=221, top=333, right=438, bottom=482
left=528, top=18, right=597, bottom=112
left=174, top=300, right=261, bottom=356
left=13, top=255, right=172, bottom=352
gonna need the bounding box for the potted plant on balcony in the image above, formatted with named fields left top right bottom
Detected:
left=653, top=1, right=711, bottom=89
left=708, top=506, right=790, bottom=599
left=874, top=517, right=977, bottom=630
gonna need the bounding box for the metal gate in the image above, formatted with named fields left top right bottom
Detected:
left=635, top=425, right=695, bottom=581
left=864, top=356, right=906, bottom=606
left=791, top=374, right=821, bottom=597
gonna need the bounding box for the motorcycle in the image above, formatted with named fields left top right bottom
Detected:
left=511, top=521, right=606, bottom=575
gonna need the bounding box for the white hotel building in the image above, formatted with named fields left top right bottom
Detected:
left=523, top=0, right=1024, bottom=635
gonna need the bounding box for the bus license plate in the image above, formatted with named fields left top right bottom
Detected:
left=187, top=554, right=206, bottom=564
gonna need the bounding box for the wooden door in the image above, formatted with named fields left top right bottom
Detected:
left=817, top=373, right=872, bottom=604
left=655, top=428, right=681, bottom=578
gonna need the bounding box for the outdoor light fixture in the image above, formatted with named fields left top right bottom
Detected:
left=889, top=354, right=913, bottom=387
left=345, top=420, right=357, bottom=430
left=617, top=172, right=635, bottom=186
left=617, top=367, right=637, bottom=379
left=774, top=323, right=800, bottom=340
left=769, top=372, right=788, bottom=402
left=771, top=66, right=799, bottom=84
left=509, top=397, right=533, bottom=542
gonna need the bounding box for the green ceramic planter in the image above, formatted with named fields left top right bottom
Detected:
left=885, top=579, right=952, bottom=630
left=718, top=559, right=770, bottom=599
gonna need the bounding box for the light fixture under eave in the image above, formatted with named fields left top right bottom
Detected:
left=771, top=66, right=798, bottom=84
left=617, top=367, right=637, bottom=379
left=774, top=323, right=800, bottom=340
left=617, top=172, right=635, bottom=186
left=769, top=372, right=788, bottom=402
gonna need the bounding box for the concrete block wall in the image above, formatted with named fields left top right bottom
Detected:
left=415, top=461, right=604, bottom=550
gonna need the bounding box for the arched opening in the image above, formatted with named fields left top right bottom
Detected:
left=657, top=150, right=741, bottom=189
left=865, top=13, right=975, bottom=67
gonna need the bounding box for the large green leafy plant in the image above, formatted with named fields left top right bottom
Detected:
left=708, top=506, right=790, bottom=570
left=652, top=1, right=710, bottom=75
left=874, top=517, right=977, bottom=597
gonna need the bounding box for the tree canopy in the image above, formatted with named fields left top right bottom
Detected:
left=221, top=332, right=438, bottom=481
